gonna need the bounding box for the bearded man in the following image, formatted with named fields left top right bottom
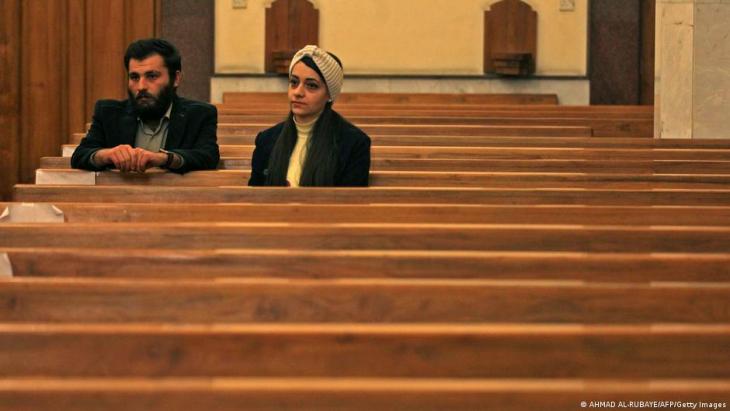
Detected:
left=71, top=38, right=219, bottom=173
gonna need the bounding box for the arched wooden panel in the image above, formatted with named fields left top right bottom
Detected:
left=265, top=0, right=319, bottom=74
left=483, top=0, right=537, bottom=76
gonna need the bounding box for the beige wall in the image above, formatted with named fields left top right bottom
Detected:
left=654, top=0, right=730, bottom=139
left=215, top=0, right=587, bottom=75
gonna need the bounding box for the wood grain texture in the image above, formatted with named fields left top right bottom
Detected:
left=14, top=185, right=730, bottom=206
left=0, top=378, right=727, bottom=411
left=223, top=92, right=560, bottom=105
left=20, top=0, right=66, bottom=183
left=6, top=247, right=730, bottom=282
left=2, top=277, right=730, bottom=324
left=2, top=223, right=730, bottom=252
left=5, top=202, right=730, bottom=226
left=484, top=0, right=537, bottom=75
left=265, top=0, right=318, bottom=73
left=0, top=323, right=729, bottom=378
left=29, top=168, right=730, bottom=189
left=0, top=0, right=20, bottom=201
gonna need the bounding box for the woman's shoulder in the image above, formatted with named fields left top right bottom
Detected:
left=254, top=121, right=287, bottom=146
left=338, top=116, right=371, bottom=144
left=258, top=121, right=287, bottom=138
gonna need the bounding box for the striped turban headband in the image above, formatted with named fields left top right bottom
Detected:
left=289, top=45, right=344, bottom=102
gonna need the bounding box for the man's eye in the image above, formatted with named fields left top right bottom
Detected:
left=146, top=73, right=159, bottom=80
left=129, top=75, right=139, bottom=81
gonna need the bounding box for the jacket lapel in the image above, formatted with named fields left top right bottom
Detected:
left=165, top=97, right=187, bottom=149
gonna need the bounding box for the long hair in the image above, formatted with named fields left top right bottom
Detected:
left=265, top=102, right=345, bottom=186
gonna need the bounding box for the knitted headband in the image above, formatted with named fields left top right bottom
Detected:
left=289, top=45, right=344, bottom=102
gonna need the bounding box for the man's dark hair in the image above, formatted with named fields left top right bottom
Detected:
left=124, top=38, right=181, bottom=78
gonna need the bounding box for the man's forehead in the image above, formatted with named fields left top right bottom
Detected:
left=129, top=54, right=166, bottom=72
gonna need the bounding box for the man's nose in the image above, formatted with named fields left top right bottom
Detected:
left=137, top=78, right=148, bottom=91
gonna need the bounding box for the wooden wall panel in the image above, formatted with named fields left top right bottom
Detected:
left=85, top=0, right=127, bottom=110
left=1, top=0, right=159, bottom=195
left=0, top=0, right=20, bottom=200
left=124, top=0, right=158, bottom=45
left=20, top=0, right=67, bottom=183
left=66, top=0, right=87, bottom=136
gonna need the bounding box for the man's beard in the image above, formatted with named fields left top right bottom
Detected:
left=129, top=83, right=176, bottom=121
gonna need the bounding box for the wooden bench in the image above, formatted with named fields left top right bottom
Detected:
left=222, top=91, right=561, bottom=105
left=5, top=247, right=730, bottom=282
left=68, top=133, right=730, bottom=148
left=3, top=277, right=730, bottom=323
left=214, top=123, right=594, bottom=137
left=216, top=106, right=654, bottom=118
left=0, top=377, right=727, bottom=411
left=15, top=185, right=730, bottom=206
left=5, top=202, right=730, bottom=226
left=30, top=168, right=730, bottom=189
left=43, top=155, right=730, bottom=175
left=213, top=115, right=652, bottom=137
left=3, top=222, right=730, bottom=253
left=58, top=144, right=730, bottom=161
left=1, top=323, right=729, bottom=378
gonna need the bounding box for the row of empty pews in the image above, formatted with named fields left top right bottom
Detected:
left=1, top=92, right=729, bottom=410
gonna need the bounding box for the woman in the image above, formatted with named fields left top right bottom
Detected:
left=248, top=45, right=371, bottom=187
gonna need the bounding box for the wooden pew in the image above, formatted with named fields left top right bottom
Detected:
left=214, top=115, right=652, bottom=138
left=1, top=323, right=729, bottom=378
left=68, top=133, right=730, bottom=148
left=15, top=185, right=730, bottom=206
left=3, top=277, right=730, bottom=324
left=217, top=106, right=654, bottom=118
left=42, top=155, right=730, bottom=175
left=222, top=91, right=560, bottom=105
left=30, top=169, right=730, bottom=189
left=214, top=123, right=594, bottom=137
left=61, top=142, right=730, bottom=160
left=5, top=202, right=730, bottom=226
left=6, top=247, right=730, bottom=282
left=2, top=223, right=730, bottom=253
left=0, top=378, right=728, bottom=411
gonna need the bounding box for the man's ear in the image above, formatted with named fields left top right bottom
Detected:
left=173, top=70, right=182, bottom=88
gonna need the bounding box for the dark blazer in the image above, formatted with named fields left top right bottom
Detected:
left=71, top=96, right=219, bottom=173
left=248, top=119, right=371, bottom=187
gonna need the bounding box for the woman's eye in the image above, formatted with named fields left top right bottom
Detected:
left=289, top=79, right=299, bottom=87
left=306, top=83, right=318, bottom=90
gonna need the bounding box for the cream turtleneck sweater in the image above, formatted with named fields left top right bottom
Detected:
left=286, top=115, right=319, bottom=187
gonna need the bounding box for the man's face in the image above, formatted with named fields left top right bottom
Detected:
left=127, top=54, right=180, bottom=120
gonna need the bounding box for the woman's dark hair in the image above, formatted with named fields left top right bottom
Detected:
left=124, top=38, right=181, bottom=79
left=265, top=102, right=347, bottom=186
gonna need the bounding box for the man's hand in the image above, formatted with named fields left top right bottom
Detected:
left=134, top=148, right=168, bottom=172
left=95, top=145, right=167, bottom=172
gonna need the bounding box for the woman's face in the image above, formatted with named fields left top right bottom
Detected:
left=288, top=61, right=329, bottom=123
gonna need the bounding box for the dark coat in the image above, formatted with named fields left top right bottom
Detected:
left=248, top=119, right=371, bottom=187
left=71, top=96, right=219, bottom=173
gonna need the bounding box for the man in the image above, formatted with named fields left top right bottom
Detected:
left=71, top=38, right=219, bottom=173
